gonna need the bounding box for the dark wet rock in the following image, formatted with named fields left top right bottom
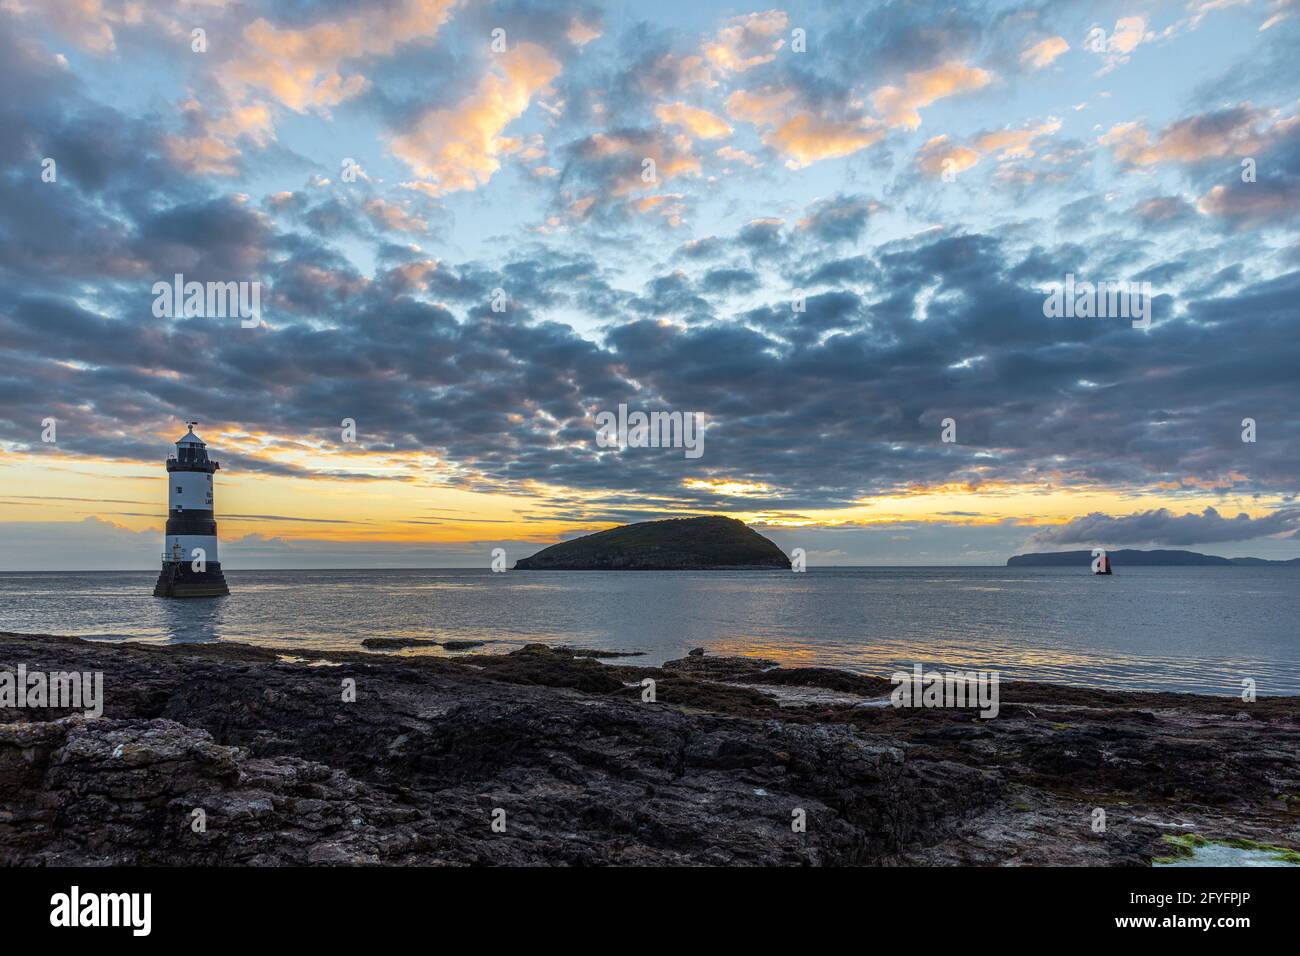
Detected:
left=1, top=631, right=1297, bottom=866
left=688, top=647, right=705, bottom=656
left=740, top=667, right=893, bottom=697
left=562, top=648, right=646, bottom=659
left=361, top=637, right=433, bottom=650
left=613, top=676, right=783, bottom=716
left=460, top=643, right=629, bottom=694
left=663, top=654, right=778, bottom=679
left=0, top=717, right=412, bottom=866
left=361, top=638, right=486, bottom=651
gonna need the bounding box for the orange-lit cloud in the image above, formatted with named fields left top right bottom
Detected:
left=227, top=0, right=457, bottom=112
left=1, top=0, right=116, bottom=53
left=1021, top=35, right=1069, bottom=70
left=655, top=101, right=733, bottom=139
left=586, top=130, right=702, bottom=194
left=1100, top=105, right=1292, bottom=167
left=767, top=114, right=885, bottom=168
left=1197, top=181, right=1300, bottom=227
left=636, top=193, right=689, bottom=227
left=726, top=87, right=883, bottom=169
left=392, top=42, right=561, bottom=197
left=716, top=145, right=761, bottom=167
left=974, top=118, right=1062, bottom=158
left=683, top=477, right=774, bottom=496
left=0, top=0, right=226, bottom=54
left=162, top=100, right=276, bottom=176
left=163, top=131, right=241, bottom=177
left=703, top=10, right=787, bottom=72
left=566, top=19, right=602, bottom=47
left=500, top=132, right=547, bottom=163
left=149, top=1, right=459, bottom=174
left=871, top=61, right=992, bottom=130
left=725, top=87, right=795, bottom=126
left=914, top=117, right=1060, bottom=178
left=364, top=199, right=429, bottom=233
left=1089, top=16, right=1148, bottom=74
left=1260, top=0, right=1296, bottom=30
left=915, top=135, right=980, bottom=178
left=641, top=52, right=714, bottom=95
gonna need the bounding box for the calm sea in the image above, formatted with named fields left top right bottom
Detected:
left=1, top=567, right=1297, bottom=695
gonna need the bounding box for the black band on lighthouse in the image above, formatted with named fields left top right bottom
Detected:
left=164, top=511, right=218, bottom=536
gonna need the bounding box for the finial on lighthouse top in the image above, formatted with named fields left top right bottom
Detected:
left=168, top=421, right=217, bottom=470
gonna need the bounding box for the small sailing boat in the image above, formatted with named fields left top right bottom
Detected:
left=1094, top=553, right=1113, bottom=575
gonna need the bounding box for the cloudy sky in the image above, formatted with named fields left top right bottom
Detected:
left=1, top=0, right=1297, bottom=569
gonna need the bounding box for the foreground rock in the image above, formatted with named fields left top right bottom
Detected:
left=360, top=638, right=487, bottom=651
left=1, top=632, right=1297, bottom=866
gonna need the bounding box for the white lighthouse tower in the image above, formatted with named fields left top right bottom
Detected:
left=153, top=422, right=230, bottom=597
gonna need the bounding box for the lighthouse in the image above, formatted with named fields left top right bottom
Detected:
left=153, top=422, right=230, bottom=597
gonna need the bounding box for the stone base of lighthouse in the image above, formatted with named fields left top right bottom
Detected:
left=153, top=561, right=230, bottom=598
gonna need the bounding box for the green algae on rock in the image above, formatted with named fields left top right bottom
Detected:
left=1154, top=833, right=1300, bottom=866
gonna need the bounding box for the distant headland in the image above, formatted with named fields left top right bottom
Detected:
left=1007, top=548, right=1300, bottom=567
left=514, top=515, right=791, bottom=570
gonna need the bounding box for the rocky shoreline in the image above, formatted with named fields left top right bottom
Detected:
left=2, top=630, right=1297, bottom=866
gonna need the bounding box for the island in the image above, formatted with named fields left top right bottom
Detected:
left=514, top=515, right=792, bottom=570
left=1007, top=548, right=1300, bottom=567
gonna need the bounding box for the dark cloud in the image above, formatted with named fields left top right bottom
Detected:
left=798, top=194, right=879, bottom=244
left=1131, top=196, right=1197, bottom=229
left=699, top=267, right=760, bottom=295
left=736, top=218, right=786, bottom=252
left=1030, top=507, right=1300, bottom=547
left=799, top=254, right=879, bottom=288
left=824, top=0, right=983, bottom=77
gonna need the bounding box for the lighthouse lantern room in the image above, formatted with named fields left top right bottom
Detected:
left=153, top=422, right=230, bottom=597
